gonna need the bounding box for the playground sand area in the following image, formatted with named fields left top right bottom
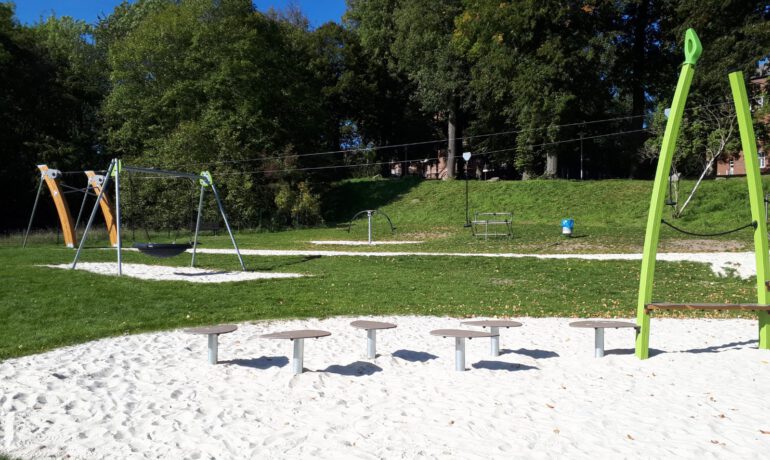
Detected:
left=2, top=315, right=768, bottom=459
left=44, top=262, right=305, bottom=283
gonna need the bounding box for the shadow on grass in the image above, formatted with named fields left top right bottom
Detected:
left=174, top=270, right=228, bottom=277
left=322, top=361, right=382, bottom=376
left=471, top=361, right=538, bottom=372
left=321, top=177, right=422, bottom=223
left=252, top=255, right=322, bottom=271
left=501, top=348, right=559, bottom=359
left=223, top=356, right=288, bottom=369
left=392, top=349, right=438, bottom=362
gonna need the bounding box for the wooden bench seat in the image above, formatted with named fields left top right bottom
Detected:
left=645, top=303, right=770, bottom=313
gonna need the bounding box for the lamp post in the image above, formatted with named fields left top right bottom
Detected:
left=463, top=151, right=472, bottom=227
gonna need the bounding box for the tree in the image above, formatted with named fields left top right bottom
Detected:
left=455, top=0, right=615, bottom=178
left=348, top=0, right=468, bottom=179
left=0, top=4, right=106, bottom=230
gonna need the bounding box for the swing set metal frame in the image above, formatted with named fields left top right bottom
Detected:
left=72, top=158, right=246, bottom=275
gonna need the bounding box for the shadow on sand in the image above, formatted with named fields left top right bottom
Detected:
left=392, top=349, right=438, bottom=362
left=223, top=356, right=289, bottom=369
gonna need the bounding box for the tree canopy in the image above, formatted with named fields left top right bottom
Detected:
left=1, top=0, right=768, bottom=230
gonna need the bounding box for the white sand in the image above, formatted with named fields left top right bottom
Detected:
left=194, top=249, right=757, bottom=279
left=44, top=263, right=306, bottom=283
left=309, top=240, right=423, bottom=246
left=2, top=315, right=769, bottom=459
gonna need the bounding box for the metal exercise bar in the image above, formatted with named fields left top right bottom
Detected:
left=22, top=174, right=45, bottom=248
left=115, top=163, right=122, bottom=275
left=123, top=165, right=204, bottom=181
left=72, top=159, right=116, bottom=270
left=190, top=185, right=206, bottom=267
left=209, top=181, right=246, bottom=271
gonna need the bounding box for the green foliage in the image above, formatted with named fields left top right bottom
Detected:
left=348, top=0, right=465, bottom=177
left=274, top=181, right=322, bottom=227
left=3, top=0, right=770, bottom=234
left=0, top=3, right=105, bottom=229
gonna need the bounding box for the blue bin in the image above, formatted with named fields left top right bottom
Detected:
left=561, top=218, right=574, bottom=236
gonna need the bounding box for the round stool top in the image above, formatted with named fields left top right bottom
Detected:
left=569, top=320, right=637, bottom=329
left=261, top=329, right=331, bottom=340
left=430, top=329, right=496, bottom=339
left=462, top=320, right=522, bottom=328
left=350, top=320, right=397, bottom=330
left=185, top=324, right=238, bottom=335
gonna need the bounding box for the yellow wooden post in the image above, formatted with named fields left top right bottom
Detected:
left=37, top=165, right=77, bottom=248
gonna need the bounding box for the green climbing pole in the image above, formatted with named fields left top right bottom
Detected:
left=636, top=31, right=770, bottom=359
left=729, top=71, right=770, bottom=349
left=635, top=29, right=702, bottom=360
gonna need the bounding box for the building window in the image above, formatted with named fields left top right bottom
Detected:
left=760, top=154, right=767, bottom=169
left=729, top=160, right=735, bottom=175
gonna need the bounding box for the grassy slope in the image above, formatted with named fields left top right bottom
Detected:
left=0, top=177, right=766, bottom=360
left=324, top=176, right=766, bottom=229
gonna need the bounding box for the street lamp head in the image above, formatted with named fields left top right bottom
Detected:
left=462, top=151, right=472, bottom=162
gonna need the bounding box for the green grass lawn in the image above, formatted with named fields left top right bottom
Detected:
left=0, top=242, right=758, bottom=361
left=0, top=177, right=766, bottom=361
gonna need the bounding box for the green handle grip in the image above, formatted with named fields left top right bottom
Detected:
left=684, top=28, right=702, bottom=66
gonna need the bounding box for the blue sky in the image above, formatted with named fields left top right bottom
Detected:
left=11, top=1, right=346, bottom=27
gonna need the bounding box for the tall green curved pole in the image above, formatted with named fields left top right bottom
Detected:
left=635, top=29, right=702, bottom=359
left=729, top=71, right=770, bottom=349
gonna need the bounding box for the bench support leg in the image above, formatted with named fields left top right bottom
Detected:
left=594, top=328, right=605, bottom=358
left=292, top=338, right=304, bottom=374
left=207, top=333, right=219, bottom=364
left=455, top=337, right=466, bottom=371
left=490, top=327, right=500, bottom=357
left=367, top=330, right=376, bottom=359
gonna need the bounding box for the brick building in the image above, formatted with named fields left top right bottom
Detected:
left=715, top=71, right=769, bottom=176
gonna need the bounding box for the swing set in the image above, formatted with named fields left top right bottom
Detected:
left=71, top=158, right=245, bottom=275
left=23, top=165, right=118, bottom=248
left=635, top=29, right=770, bottom=359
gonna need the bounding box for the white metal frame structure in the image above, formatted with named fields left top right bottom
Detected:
left=72, top=158, right=245, bottom=275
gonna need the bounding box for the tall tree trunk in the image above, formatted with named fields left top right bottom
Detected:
left=630, top=0, right=649, bottom=132
left=628, top=0, right=650, bottom=175
left=545, top=151, right=558, bottom=177
left=446, top=103, right=461, bottom=179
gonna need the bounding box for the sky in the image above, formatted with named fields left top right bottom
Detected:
left=11, top=0, right=347, bottom=28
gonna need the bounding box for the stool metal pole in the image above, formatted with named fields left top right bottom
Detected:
left=594, top=328, right=605, bottom=358
left=207, top=334, right=218, bottom=364
left=490, top=326, right=500, bottom=357
left=455, top=337, right=465, bottom=371
left=292, top=339, right=304, bottom=374
left=367, top=330, right=376, bottom=359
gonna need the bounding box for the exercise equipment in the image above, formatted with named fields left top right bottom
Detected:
left=72, top=159, right=245, bottom=275
left=23, top=165, right=118, bottom=248
left=347, top=209, right=396, bottom=244
left=635, top=29, right=770, bottom=359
